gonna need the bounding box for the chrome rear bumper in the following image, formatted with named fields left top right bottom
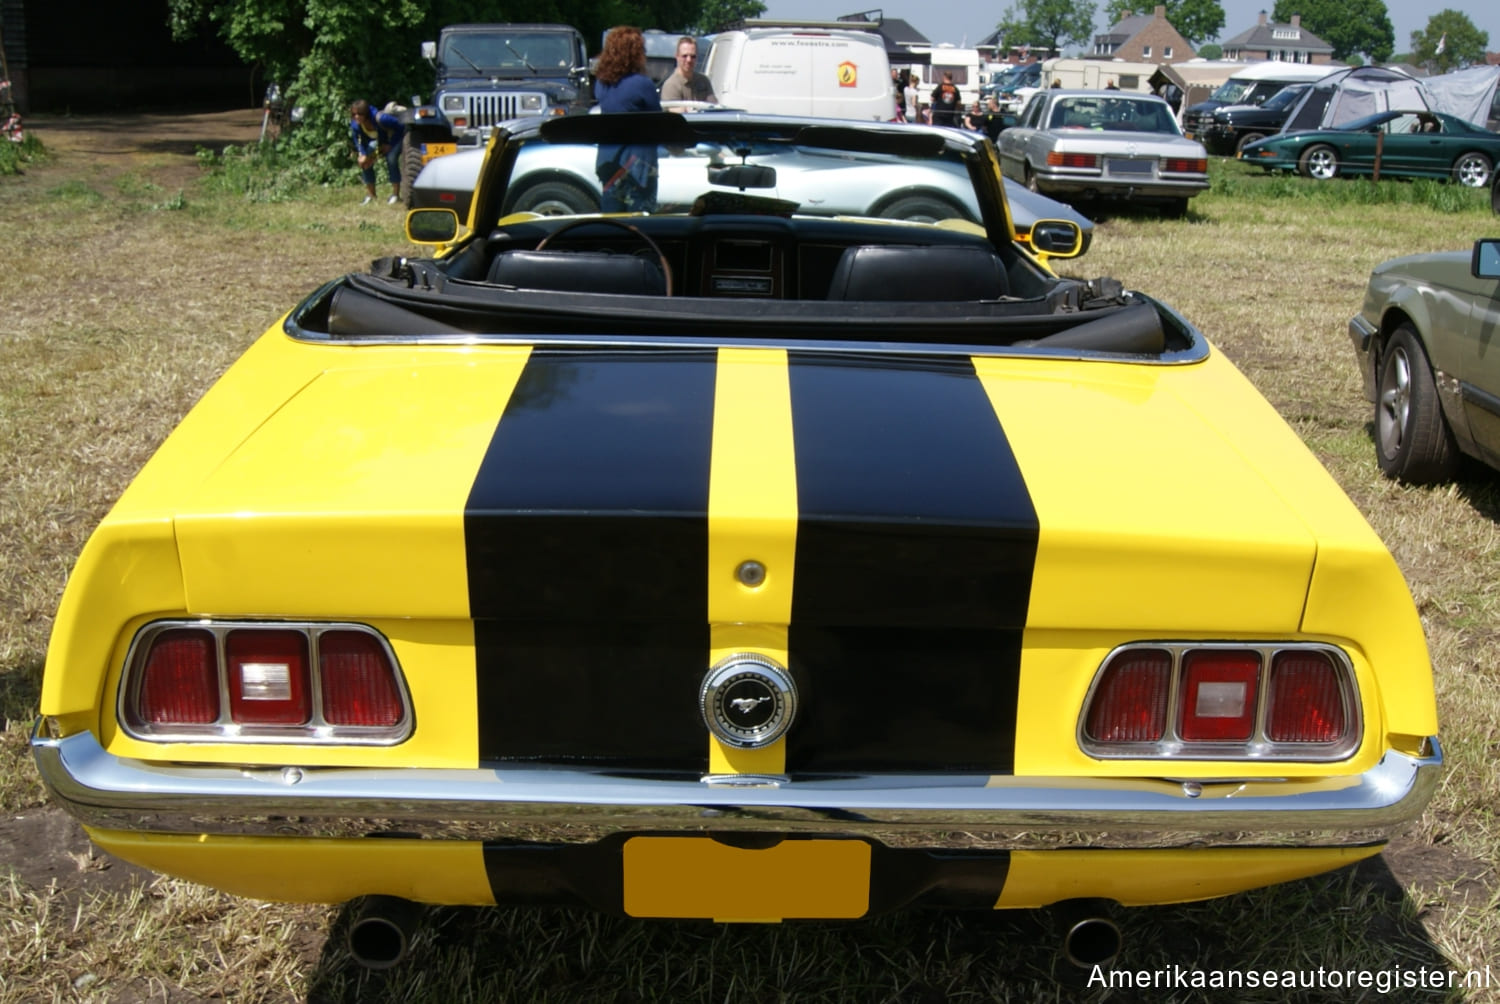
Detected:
left=32, top=724, right=1441, bottom=851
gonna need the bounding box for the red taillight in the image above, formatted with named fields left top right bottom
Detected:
left=138, top=629, right=219, bottom=724
left=1046, top=151, right=1099, bottom=168
left=125, top=622, right=409, bottom=742
left=227, top=630, right=311, bottom=725
left=1179, top=650, right=1259, bottom=742
left=1085, top=649, right=1170, bottom=742
left=1267, top=651, right=1346, bottom=743
left=320, top=630, right=404, bottom=727
left=1162, top=157, right=1206, bottom=173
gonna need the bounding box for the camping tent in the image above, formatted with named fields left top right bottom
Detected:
left=1422, top=65, right=1500, bottom=131
left=1280, top=65, right=1429, bottom=132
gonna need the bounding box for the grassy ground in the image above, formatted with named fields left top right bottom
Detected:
left=2, top=120, right=1498, bottom=1001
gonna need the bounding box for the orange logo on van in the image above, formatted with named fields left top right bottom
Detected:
left=838, top=62, right=858, bottom=87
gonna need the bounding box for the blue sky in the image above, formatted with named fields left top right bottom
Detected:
left=758, top=0, right=1500, bottom=57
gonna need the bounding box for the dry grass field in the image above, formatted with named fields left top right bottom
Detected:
left=1, top=111, right=1497, bottom=1002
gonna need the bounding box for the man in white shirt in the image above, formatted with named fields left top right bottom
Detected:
left=660, top=36, right=717, bottom=103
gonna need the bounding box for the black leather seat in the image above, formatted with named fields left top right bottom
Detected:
left=825, top=245, right=1009, bottom=301
left=487, top=250, right=667, bottom=296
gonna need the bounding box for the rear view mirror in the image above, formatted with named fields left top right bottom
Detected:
left=1473, top=238, right=1500, bottom=280
left=709, top=164, right=777, bottom=190
left=1029, top=219, right=1084, bottom=258
left=406, top=208, right=459, bottom=244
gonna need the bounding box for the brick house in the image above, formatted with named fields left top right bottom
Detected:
left=1221, top=12, right=1336, bottom=65
left=1090, top=6, right=1196, bottom=65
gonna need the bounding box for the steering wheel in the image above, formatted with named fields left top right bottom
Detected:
left=534, top=217, right=674, bottom=297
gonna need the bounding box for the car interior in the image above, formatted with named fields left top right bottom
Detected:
left=292, top=115, right=1195, bottom=357
left=291, top=211, right=1187, bottom=357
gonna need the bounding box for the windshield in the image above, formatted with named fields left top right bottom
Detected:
left=442, top=32, right=574, bottom=73
left=1209, top=80, right=1252, bottom=103
left=1261, top=85, right=1306, bottom=111
left=485, top=124, right=983, bottom=226
left=1047, top=96, right=1179, bottom=134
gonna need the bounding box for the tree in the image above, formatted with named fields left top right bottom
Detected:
left=996, top=0, right=1097, bottom=57
left=1101, top=0, right=1224, bottom=45
left=1196, top=42, right=1221, bottom=59
left=168, top=0, right=705, bottom=182
left=1410, top=10, right=1489, bottom=73
left=1270, top=0, right=1394, bottom=64
left=691, top=0, right=766, bottom=33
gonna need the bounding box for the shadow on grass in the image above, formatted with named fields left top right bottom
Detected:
left=303, top=854, right=1471, bottom=1003
left=1359, top=418, right=1500, bottom=520
left=0, top=657, right=44, bottom=725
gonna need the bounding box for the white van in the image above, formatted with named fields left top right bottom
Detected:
left=704, top=26, right=897, bottom=121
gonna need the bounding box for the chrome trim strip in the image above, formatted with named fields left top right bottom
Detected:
left=33, top=725, right=1441, bottom=850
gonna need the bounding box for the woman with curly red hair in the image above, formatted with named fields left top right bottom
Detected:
left=593, top=26, right=660, bottom=212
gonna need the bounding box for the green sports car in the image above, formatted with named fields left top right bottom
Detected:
left=1241, top=110, right=1500, bottom=188
left=1349, top=238, right=1500, bottom=482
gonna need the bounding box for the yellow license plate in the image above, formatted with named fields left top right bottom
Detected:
left=422, top=143, right=458, bottom=163
left=622, top=836, right=871, bottom=920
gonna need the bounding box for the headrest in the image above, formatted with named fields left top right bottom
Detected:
left=826, top=245, right=1009, bottom=301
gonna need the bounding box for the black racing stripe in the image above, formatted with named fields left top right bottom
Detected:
left=464, top=350, right=715, bottom=622
left=786, top=352, right=1039, bottom=629
left=474, top=619, right=708, bottom=765
left=786, top=353, right=1037, bottom=774
left=466, top=351, right=714, bottom=765
left=784, top=626, right=1021, bottom=773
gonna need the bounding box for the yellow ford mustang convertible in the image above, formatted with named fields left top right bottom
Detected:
left=33, top=112, right=1438, bottom=968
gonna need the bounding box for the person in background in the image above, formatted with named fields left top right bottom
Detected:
left=349, top=99, right=404, bottom=205
left=594, top=26, right=661, bottom=213
left=660, top=36, right=716, bottom=103
left=929, top=71, right=962, bottom=127
left=978, top=95, right=1007, bottom=141
left=904, top=72, right=922, bottom=125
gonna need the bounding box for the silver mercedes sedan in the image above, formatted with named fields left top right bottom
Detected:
left=996, top=90, right=1209, bottom=218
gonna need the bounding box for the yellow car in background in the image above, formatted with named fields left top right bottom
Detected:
left=34, top=112, right=1439, bottom=970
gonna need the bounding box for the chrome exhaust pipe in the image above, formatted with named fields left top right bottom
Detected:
left=1052, top=898, right=1122, bottom=970
left=346, top=895, right=423, bottom=969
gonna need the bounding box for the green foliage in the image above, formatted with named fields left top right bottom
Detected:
left=196, top=140, right=346, bottom=200
left=1410, top=10, right=1490, bottom=73
left=0, top=134, right=45, bottom=177
left=690, top=0, right=767, bottom=33
left=1101, top=0, right=1224, bottom=45
left=1270, top=0, right=1393, bottom=63
left=996, top=0, right=1097, bottom=56
left=1197, top=42, right=1221, bottom=59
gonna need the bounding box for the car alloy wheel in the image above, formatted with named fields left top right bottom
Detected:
left=1375, top=325, right=1458, bottom=483
left=1453, top=152, right=1493, bottom=189
left=1298, top=144, right=1338, bottom=181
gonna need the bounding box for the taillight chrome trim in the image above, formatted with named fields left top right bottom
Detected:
left=1078, top=642, right=1360, bottom=762
left=118, top=620, right=414, bottom=745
